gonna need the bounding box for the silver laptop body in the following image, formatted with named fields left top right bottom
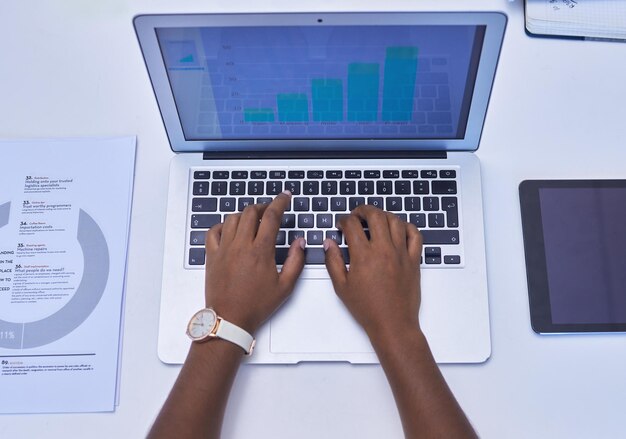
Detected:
left=134, top=12, right=506, bottom=364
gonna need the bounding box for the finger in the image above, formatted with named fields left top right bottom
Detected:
left=324, top=239, right=348, bottom=290
left=278, top=237, right=306, bottom=295
left=338, top=214, right=368, bottom=248
left=256, top=190, right=291, bottom=247
left=386, top=212, right=407, bottom=251
left=235, top=203, right=267, bottom=241
left=406, top=223, right=423, bottom=265
left=205, top=224, right=223, bottom=254
left=220, top=213, right=241, bottom=245
left=351, top=205, right=391, bottom=243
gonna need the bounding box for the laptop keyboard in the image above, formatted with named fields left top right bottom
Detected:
left=187, top=167, right=463, bottom=268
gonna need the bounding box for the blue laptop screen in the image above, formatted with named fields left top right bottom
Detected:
left=156, top=25, right=485, bottom=141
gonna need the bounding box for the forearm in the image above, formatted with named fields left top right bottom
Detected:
left=148, top=341, right=244, bottom=439
left=370, top=328, right=477, bottom=439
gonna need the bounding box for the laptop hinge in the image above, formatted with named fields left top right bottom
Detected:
left=202, top=150, right=447, bottom=160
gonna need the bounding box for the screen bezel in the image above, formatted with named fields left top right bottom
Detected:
left=134, top=12, right=506, bottom=154
left=519, top=179, right=626, bottom=334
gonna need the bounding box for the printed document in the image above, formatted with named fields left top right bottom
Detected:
left=0, top=137, right=135, bottom=413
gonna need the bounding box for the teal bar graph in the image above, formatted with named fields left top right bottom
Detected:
left=347, top=63, right=380, bottom=121
left=312, top=79, right=343, bottom=122
left=382, top=47, right=418, bottom=122
left=277, top=93, right=309, bottom=122
left=244, top=108, right=275, bottom=122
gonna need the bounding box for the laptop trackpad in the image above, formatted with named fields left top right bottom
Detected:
left=270, top=279, right=373, bottom=354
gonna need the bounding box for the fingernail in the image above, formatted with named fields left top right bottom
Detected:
left=299, top=238, right=306, bottom=250
left=323, top=240, right=330, bottom=252
left=282, top=190, right=292, bottom=197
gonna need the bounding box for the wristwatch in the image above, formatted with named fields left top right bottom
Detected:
left=186, top=308, right=256, bottom=355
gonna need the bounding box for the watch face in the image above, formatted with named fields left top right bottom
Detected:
left=187, top=308, right=217, bottom=340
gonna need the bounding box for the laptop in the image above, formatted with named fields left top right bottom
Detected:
left=134, top=12, right=506, bottom=364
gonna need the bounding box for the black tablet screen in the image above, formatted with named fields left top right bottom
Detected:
left=539, top=187, right=626, bottom=324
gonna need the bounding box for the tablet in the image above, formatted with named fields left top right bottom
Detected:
left=519, top=180, right=626, bottom=334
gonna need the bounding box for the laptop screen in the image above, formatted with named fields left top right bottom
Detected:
left=156, top=25, right=485, bottom=142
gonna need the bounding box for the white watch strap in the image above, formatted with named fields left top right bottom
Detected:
left=215, top=318, right=255, bottom=355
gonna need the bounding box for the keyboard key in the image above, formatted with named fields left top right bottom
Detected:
left=285, top=181, right=301, bottom=195
left=307, top=230, right=324, bottom=245
left=421, top=230, right=459, bottom=244
left=229, top=181, right=245, bottom=195
left=326, top=170, right=343, bottom=179
left=432, top=180, right=457, bottom=195
left=298, top=214, right=315, bottom=228
left=442, top=196, right=459, bottom=228
left=232, top=171, right=248, bottom=179
left=428, top=213, right=445, bottom=228
left=267, top=181, right=283, bottom=195
left=395, top=213, right=408, bottom=222
left=349, top=197, right=366, bottom=210
left=281, top=214, right=296, bottom=228
left=191, top=214, right=221, bottom=229
left=330, top=197, right=347, bottom=211
left=270, top=170, right=286, bottom=179
left=444, top=255, right=461, bottom=264
left=248, top=181, right=264, bottom=195
left=288, top=230, right=305, bottom=244
left=340, top=181, right=356, bottom=195
left=303, top=248, right=349, bottom=264
left=364, top=170, right=380, bottom=178
left=257, top=197, right=272, bottom=205
left=386, top=197, right=402, bottom=211
left=194, top=171, right=210, bottom=179
left=317, top=214, right=333, bottom=228
left=421, top=170, right=438, bottom=178
left=251, top=170, right=267, bottom=179
left=367, top=197, right=384, bottom=209
left=404, top=197, right=420, bottom=211
left=325, top=230, right=342, bottom=244
left=322, top=181, right=338, bottom=195
left=276, top=231, right=286, bottom=245
left=383, top=170, right=400, bottom=178
left=424, top=246, right=441, bottom=257
left=358, top=181, right=375, bottom=195
left=220, top=198, right=236, bottom=212
left=213, top=171, right=229, bottom=179
left=211, top=181, right=227, bottom=195
left=409, top=213, right=426, bottom=228
left=307, top=170, right=324, bottom=179
left=192, top=197, right=217, bottom=212
left=394, top=180, right=411, bottom=194
left=193, top=181, right=209, bottom=196
left=425, top=256, right=441, bottom=264
left=303, top=181, right=319, bottom=195
left=189, top=248, right=206, bottom=265
left=288, top=170, right=305, bottom=179
left=376, top=181, right=392, bottom=194
left=275, top=248, right=289, bottom=264
left=413, top=181, right=429, bottom=194
left=190, top=231, right=206, bottom=246
left=238, top=198, right=254, bottom=211
left=401, top=170, right=419, bottom=178
left=440, top=170, right=456, bottom=179
left=312, top=197, right=328, bottom=211
left=423, top=197, right=440, bottom=211
left=345, top=170, right=362, bottom=179
left=293, top=197, right=309, bottom=211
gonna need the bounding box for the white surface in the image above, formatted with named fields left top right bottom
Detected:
left=1, top=0, right=626, bottom=437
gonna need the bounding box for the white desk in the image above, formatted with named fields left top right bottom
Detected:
left=1, top=1, right=625, bottom=437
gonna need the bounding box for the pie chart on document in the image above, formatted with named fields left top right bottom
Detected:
left=0, top=201, right=109, bottom=349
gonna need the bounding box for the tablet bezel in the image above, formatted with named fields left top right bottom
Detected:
left=519, top=179, right=626, bottom=334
